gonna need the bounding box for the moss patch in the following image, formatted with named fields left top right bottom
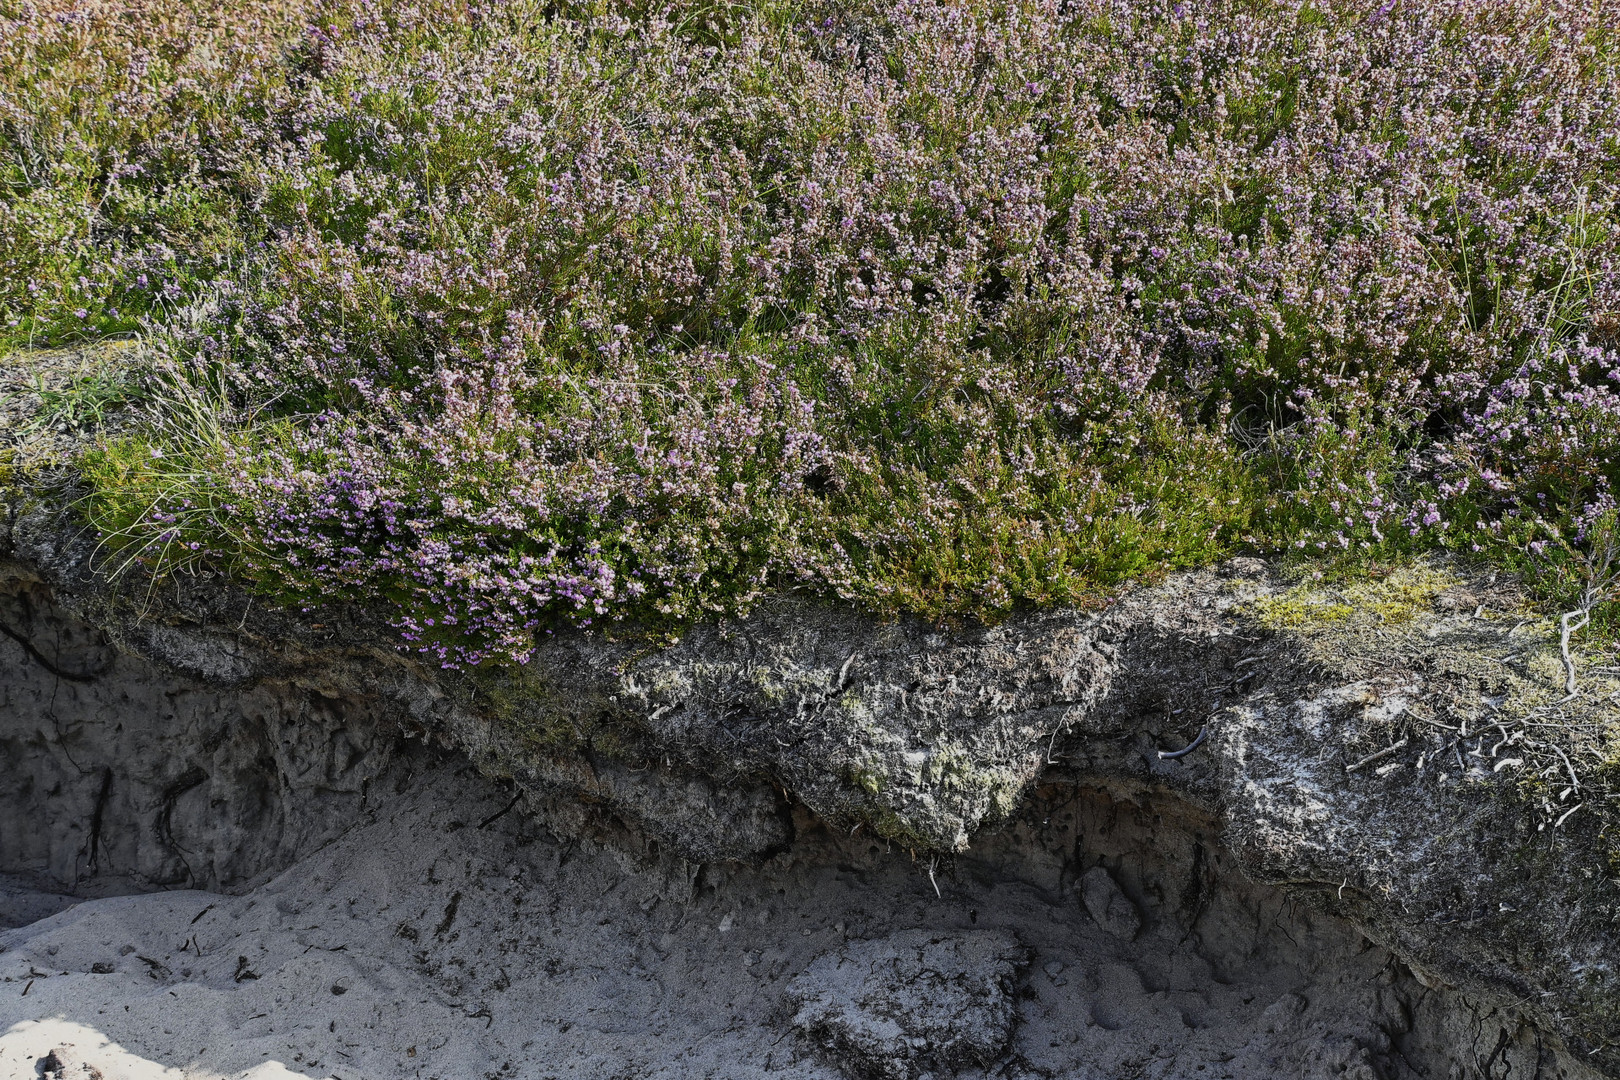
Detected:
left=1246, top=560, right=1620, bottom=873
left=1248, top=563, right=1463, bottom=632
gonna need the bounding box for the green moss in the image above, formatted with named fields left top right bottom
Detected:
left=471, top=666, right=602, bottom=753
left=1252, top=594, right=1355, bottom=629
left=844, top=765, right=886, bottom=798
left=1249, top=562, right=1462, bottom=632
left=865, top=806, right=938, bottom=851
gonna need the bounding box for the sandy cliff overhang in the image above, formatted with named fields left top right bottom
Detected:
left=4, top=473, right=1620, bottom=1069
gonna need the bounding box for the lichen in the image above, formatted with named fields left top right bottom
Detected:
left=471, top=665, right=606, bottom=755
left=865, top=806, right=941, bottom=851
left=1248, top=563, right=1462, bottom=632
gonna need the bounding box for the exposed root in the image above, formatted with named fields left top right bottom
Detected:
left=1158, top=725, right=1208, bottom=760
left=1559, top=607, right=1591, bottom=699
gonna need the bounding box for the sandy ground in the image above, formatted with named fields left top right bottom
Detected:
left=0, top=762, right=1563, bottom=1080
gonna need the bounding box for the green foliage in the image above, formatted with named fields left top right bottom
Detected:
left=23, top=367, right=139, bottom=432
left=8, top=0, right=1620, bottom=666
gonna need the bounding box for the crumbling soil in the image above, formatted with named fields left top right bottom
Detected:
left=0, top=556, right=1609, bottom=1079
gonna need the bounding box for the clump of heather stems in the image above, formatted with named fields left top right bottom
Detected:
left=6, top=0, right=1617, bottom=667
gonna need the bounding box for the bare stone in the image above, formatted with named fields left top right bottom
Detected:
left=788, top=929, right=1029, bottom=1080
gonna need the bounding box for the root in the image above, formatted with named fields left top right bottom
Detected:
left=1158, top=726, right=1208, bottom=761
left=1559, top=607, right=1591, bottom=698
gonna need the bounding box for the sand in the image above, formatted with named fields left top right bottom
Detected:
left=0, top=762, right=1575, bottom=1080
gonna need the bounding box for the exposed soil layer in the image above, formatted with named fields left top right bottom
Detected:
left=0, top=581, right=1603, bottom=1079
left=0, top=578, right=422, bottom=898
left=0, top=762, right=1593, bottom=1080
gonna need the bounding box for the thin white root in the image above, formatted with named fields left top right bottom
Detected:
left=1560, top=607, right=1591, bottom=698
left=1552, top=743, right=1581, bottom=793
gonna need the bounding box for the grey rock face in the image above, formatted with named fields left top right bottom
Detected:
left=3, top=496, right=1268, bottom=864
left=788, top=929, right=1029, bottom=1079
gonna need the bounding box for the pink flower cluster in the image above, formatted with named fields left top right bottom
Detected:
left=12, top=0, right=1616, bottom=664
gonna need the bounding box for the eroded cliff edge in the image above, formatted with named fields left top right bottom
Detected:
left=4, top=488, right=1619, bottom=1073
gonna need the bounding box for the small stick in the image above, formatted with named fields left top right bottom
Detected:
left=477, top=790, right=524, bottom=830
left=1158, top=725, right=1208, bottom=760
left=1347, top=738, right=1409, bottom=774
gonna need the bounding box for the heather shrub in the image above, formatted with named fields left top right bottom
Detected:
left=4, top=0, right=1616, bottom=666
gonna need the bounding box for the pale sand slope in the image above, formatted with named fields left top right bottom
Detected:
left=0, top=761, right=1544, bottom=1080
